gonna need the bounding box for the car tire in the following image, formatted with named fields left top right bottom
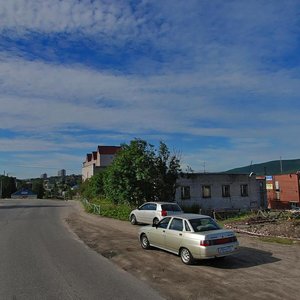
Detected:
left=140, top=234, right=151, bottom=250
left=180, top=247, right=194, bottom=265
left=153, top=218, right=159, bottom=225
left=130, top=214, right=137, bottom=225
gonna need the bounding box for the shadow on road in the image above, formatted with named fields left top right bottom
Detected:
left=0, top=204, right=67, bottom=209
left=195, top=246, right=280, bottom=269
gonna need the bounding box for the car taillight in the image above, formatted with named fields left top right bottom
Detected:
left=200, top=236, right=237, bottom=247
left=161, top=210, right=167, bottom=216
left=200, top=240, right=211, bottom=247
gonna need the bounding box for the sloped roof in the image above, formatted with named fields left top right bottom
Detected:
left=12, top=189, right=37, bottom=196
left=97, top=145, right=121, bottom=155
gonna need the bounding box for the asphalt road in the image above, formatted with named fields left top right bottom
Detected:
left=0, top=199, right=163, bottom=300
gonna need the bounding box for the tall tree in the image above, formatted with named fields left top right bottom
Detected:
left=0, top=176, right=17, bottom=198
left=80, top=171, right=105, bottom=200
left=153, top=141, right=181, bottom=202
left=104, top=139, right=181, bottom=205
left=32, top=179, right=45, bottom=199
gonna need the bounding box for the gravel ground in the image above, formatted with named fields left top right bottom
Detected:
left=65, top=202, right=300, bottom=300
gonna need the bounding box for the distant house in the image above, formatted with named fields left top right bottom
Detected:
left=175, top=173, right=266, bottom=212
left=265, top=173, right=300, bottom=209
left=82, top=145, right=121, bottom=181
left=11, top=189, right=37, bottom=199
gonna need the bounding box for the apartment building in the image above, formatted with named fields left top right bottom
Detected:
left=82, top=145, right=121, bottom=181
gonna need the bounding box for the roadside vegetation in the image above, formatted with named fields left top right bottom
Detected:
left=80, top=139, right=181, bottom=220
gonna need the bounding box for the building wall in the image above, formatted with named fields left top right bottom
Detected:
left=82, top=146, right=120, bottom=181
left=267, top=174, right=300, bottom=209
left=100, top=154, right=116, bottom=167
left=82, top=164, right=95, bottom=181
left=175, top=173, right=261, bottom=212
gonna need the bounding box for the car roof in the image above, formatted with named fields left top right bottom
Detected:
left=169, top=213, right=212, bottom=220
left=142, top=202, right=180, bottom=205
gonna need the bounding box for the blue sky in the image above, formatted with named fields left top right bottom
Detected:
left=0, top=0, right=300, bottom=179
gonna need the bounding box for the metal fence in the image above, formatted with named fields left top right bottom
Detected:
left=82, top=198, right=101, bottom=215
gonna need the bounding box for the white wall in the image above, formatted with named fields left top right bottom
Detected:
left=175, top=173, right=260, bottom=211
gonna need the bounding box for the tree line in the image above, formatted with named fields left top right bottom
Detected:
left=80, top=139, right=181, bottom=206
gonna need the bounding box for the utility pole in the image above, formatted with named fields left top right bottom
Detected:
left=0, top=178, right=2, bottom=199
left=280, top=156, right=283, bottom=174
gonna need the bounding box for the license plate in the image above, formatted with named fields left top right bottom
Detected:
left=218, top=246, right=233, bottom=254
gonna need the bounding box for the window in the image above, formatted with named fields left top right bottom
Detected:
left=189, top=218, right=220, bottom=232
left=222, top=185, right=230, bottom=197
left=169, top=218, right=183, bottom=231
left=181, top=186, right=191, bottom=199
left=139, top=203, right=157, bottom=210
left=184, top=221, right=191, bottom=231
left=202, top=185, right=211, bottom=198
left=241, top=184, right=248, bottom=197
left=148, top=203, right=157, bottom=210
left=157, top=217, right=171, bottom=229
left=161, top=204, right=182, bottom=212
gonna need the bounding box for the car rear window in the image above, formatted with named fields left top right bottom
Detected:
left=189, top=218, right=220, bottom=232
left=161, top=204, right=182, bottom=211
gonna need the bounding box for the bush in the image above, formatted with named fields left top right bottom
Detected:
left=82, top=197, right=133, bottom=221
left=181, top=203, right=201, bottom=214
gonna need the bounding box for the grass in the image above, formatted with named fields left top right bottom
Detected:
left=258, top=236, right=296, bottom=245
left=82, top=197, right=133, bottom=221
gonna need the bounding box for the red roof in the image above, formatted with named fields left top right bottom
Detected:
left=86, top=153, right=92, bottom=162
left=92, top=151, right=98, bottom=160
left=97, top=145, right=121, bottom=155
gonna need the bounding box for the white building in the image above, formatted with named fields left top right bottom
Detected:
left=82, top=145, right=121, bottom=181
left=175, top=173, right=264, bottom=212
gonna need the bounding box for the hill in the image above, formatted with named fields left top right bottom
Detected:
left=225, top=159, right=300, bottom=175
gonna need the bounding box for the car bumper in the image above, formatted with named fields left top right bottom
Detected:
left=191, top=242, right=239, bottom=259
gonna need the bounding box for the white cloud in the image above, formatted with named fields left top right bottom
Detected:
left=1, top=0, right=300, bottom=178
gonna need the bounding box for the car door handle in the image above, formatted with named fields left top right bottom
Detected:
left=163, top=230, right=165, bottom=233
left=179, top=233, right=182, bottom=236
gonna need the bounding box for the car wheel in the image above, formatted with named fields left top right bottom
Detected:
left=180, top=247, right=194, bottom=265
left=140, top=234, right=151, bottom=249
left=153, top=218, right=159, bottom=225
left=130, top=214, right=137, bottom=225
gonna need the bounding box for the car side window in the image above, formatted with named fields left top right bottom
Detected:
left=149, top=203, right=157, bottom=210
left=140, top=204, right=150, bottom=210
left=169, top=218, right=183, bottom=231
left=184, top=221, right=191, bottom=232
left=157, top=217, right=171, bottom=229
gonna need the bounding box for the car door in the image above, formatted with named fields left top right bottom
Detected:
left=137, top=203, right=150, bottom=223
left=164, top=218, right=184, bottom=253
left=148, top=217, right=171, bottom=248
left=146, top=203, right=157, bottom=224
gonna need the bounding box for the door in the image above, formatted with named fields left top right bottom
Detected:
left=164, top=218, right=184, bottom=253
left=148, top=217, right=171, bottom=248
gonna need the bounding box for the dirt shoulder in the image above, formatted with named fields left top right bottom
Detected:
left=65, top=202, right=300, bottom=300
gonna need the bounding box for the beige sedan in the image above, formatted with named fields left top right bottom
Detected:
left=138, top=214, right=239, bottom=264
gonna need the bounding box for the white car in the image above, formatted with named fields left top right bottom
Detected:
left=129, top=202, right=183, bottom=225
left=138, top=214, right=239, bottom=264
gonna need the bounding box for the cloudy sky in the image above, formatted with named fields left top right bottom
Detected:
left=0, top=0, right=300, bottom=179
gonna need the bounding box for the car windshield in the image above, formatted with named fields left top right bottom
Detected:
left=161, top=204, right=182, bottom=211
left=189, top=218, right=221, bottom=232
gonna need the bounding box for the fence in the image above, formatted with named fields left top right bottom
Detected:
left=82, top=198, right=101, bottom=215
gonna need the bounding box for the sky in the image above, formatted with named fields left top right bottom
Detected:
left=0, top=0, right=300, bottom=179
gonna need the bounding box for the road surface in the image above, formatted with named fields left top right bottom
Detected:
left=0, top=199, right=163, bottom=300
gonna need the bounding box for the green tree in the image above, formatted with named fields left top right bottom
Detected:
left=153, top=141, right=181, bottom=202
left=104, top=139, right=181, bottom=206
left=80, top=171, right=105, bottom=200
left=32, top=179, right=45, bottom=199
left=0, top=176, right=17, bottom=198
